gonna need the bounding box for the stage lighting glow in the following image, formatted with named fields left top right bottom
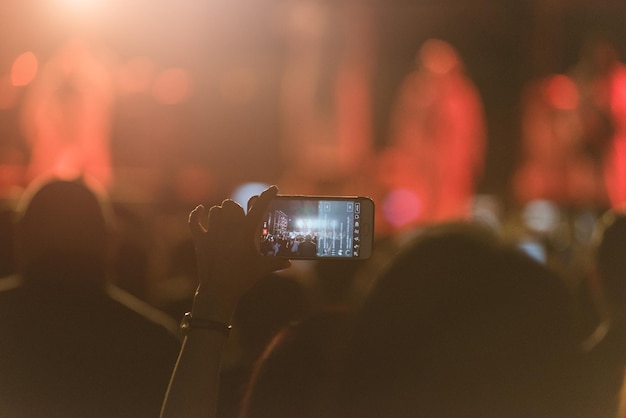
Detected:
left=11, top=51, right=38, bottom=87
left=383, top=188, right=422, bottom=229
left=522, top=199, right=560, bottom=234
left=471, top=194, right=502, bottom=232
left=50, top=0, right=108, bottom=23
left=57, top=0, right=103, bottom=13
left=231, top=182, right=270, bottom=209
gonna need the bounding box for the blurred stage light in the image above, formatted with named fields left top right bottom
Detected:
left=521, top=199, right=560, bottom=234
left=49, top=0, right=108, bottom=24
left=56, top=0, right=104, bottom=13
left=470, top=194, right=502, bottom=232
left=11, top=51, right=38, bottom=87
left=382, top=188, right=422, bottom=229
left=231, top=182, right=270, bottom=210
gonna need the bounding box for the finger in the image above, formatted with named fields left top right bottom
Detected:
left=188, top=205, right=208, bottom=239
left=246, top=185, right=278, bottom=235
left=189, top=205, right=211, bottom=285
left=221, top=199, right=245, bottom=225
left=207, top=204, right=224, bottom=233
left=246, top=195, right=259, bottom=214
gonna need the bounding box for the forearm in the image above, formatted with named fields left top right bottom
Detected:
left=160, top=290, right=234, bottom=418
left=160, top=330, right=227, bottom=418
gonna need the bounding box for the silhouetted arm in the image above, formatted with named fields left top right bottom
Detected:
left=160, top=186, right=290, bottom=418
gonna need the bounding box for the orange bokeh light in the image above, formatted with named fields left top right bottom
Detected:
left=11, top=51, right=38, bottom=87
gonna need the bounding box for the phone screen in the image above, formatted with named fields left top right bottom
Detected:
left=252, top=195, right=374, bottom=259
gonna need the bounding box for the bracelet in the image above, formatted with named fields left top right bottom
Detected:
left=180, top=312, right=232, bottom=337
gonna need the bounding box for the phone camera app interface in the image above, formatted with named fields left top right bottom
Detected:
left=260, top=199, right=361, bottom=258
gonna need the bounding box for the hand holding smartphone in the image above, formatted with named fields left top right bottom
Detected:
left=248, top=194, right=375, bottom=259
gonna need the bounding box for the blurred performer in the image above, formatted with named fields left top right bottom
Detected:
left=20, top=38, right=114, bottom=189
left=379, top=39, right=486, bottom=231
left=599, top=44, right=626, bottom=209
left=514, top=36, right=626, bottom=210
left=513, top=73, right=601, bottom=206
left=277, top=0, right=375, bottom=196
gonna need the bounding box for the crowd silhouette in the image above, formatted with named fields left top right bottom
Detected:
left=3, top=139, right=626, bottom=417
left=156, top=186, right=626, bottom=418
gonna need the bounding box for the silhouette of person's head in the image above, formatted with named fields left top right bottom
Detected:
left=337, top=222, right=581, bottom=418
left=15, top=176, right=114, bottom=287
left=1, top=175, right=182, bottom=418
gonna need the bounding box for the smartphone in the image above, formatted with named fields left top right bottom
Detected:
left=249, top=195, right=374, bottom=259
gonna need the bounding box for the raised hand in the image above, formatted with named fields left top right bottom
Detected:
left=187, top=185, right=290, bottom=323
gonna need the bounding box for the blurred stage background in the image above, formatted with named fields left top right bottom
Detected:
left=1, top=0, right=626, bottom=309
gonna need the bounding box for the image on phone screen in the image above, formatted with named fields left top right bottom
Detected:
left=253, top=196, right=374, bottom=259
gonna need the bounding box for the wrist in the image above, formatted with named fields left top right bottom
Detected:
left=180, top=312, right=231, bottom=337
left=191, top=288, right=236, bottom=324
